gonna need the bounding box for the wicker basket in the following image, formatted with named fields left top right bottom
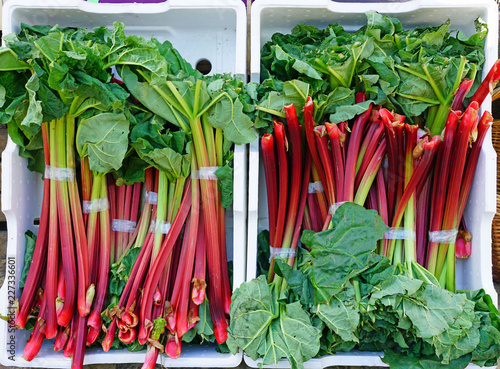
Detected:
left=491, top=120, right=500, bottom=282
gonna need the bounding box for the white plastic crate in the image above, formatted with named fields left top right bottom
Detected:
left=247, top=0, right=499, bottom=367
left=0, top=0, right=247, bottom=367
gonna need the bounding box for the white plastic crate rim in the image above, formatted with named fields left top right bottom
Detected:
left=247, top=0, right=499, bottom=367
left=0, top=0, right=247, bottom=367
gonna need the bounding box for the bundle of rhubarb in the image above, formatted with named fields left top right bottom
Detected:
left=248, top=11, right=499, bottom=291
left=224, top=11, right=500, bottom=368
left=0, top=22, right=255, bottom=368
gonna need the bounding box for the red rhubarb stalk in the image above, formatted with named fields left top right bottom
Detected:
left=416, top=176, right=432, bottom=266
left=314, top=126, right=336, bottom=230
left=15, top=122, right=50, bottom=329
left=457, top=111, right=493, bottom=221
left=279, top=104, right=303, bottom=257
left=87, top=174, right=111, bottom=343
left=451, top=78, right=474, bottom=111
left=344, top=94, right=372, bottom=202
left=376, top=170, right=389, bottom=256
left=355, top=119, right=385, bottom=191
left=304, top=97, right=327, bottom=193
left=44, top=119, right=59, bottom=339
left=262, top=133, right=278, bottom=269
left=71, top=314, right=88, bottom=369
left=288, top=149, right=311, bottom=267
left=435, top=103, right=479, bottom=291
left=353, top=139, right=387, bottom=206
left=138, top=181, right=192, bottom=344
left=325, top=122, right=345, bottom=202
left=22, top=299, right=46, bottom=361
left=55, top=116, right=77, bottom=327
left=268, top=121, right=289, bottom=282
left=470, top=59, right=500, bottom=107
left=192, top=211, right=207, bottom=305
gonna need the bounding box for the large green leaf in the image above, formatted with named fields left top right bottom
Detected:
left=0, top=47, right=30, bottom=71
left=280, top=302, right=321, bottom=369
left=313, top=282, right=360, bottom=343
left=20, top=73, right=43, bottom=138
left=76, top=112, right=130, bottom=173
left=206, top=96, right=256, bottom=145
left=226, top=275, right=276, bottom=357
left=300, top=203, right=387, bottom=303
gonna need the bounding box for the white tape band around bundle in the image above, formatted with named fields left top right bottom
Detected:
left=269, top=246, right=296, bottom=262
left=45, top=165, right=76, bottom=182
left=329, top=202, right=346, bottom=215
left=83, top=198, right=109, bottom=214
left=428, top=229, right=459, bottom=243
left=145, top=191, right=158, bottom=205
left=191, top=166, right=220, bottom=180
left=384, top=227, right=416, bottom=241
left=308, top=181, right=324, bottom=194
left=149, top=220, right=171, bottom=235
left=111, top=219, right=137, bottom=233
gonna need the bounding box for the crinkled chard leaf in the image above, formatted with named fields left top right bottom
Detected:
left=312, top=282, right=360, bottom=343
left=300, top=203, right=387, bottom=304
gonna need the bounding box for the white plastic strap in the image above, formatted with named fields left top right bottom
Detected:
left=111, top=219, right=137, bottom=233
left=308, top=181, right=324, bottom=194
left=269, top=246, right=296, bottom=262
left=146, top=191, right=158, bottom=205
left=191, top=166, right=220, bottom=180
left=83, top=198, right=109, bottom=214
left=45, top=165, right=76, bottom=182
left=329, top=202, right=346, bottom=215
left=428, top=229, right=459, bottom=244
left=384, top=227, right=416, bottom=241
left=149, top=220, right=172, bottom=234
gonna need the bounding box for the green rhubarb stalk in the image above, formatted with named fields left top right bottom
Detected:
left=215, top=127, right=231, bottom=314
left=153, top=171, right=169, bottom=259
left=55, top=116, right=77, bottom=327
left=66, top=115, right=92, bottom=317
left=190, top=112, right=227, bottom=343
left=87, top=172, right=104, bottom=286
left=386, top=136, right=441, bottom=261
left=403, top=124, right=418, bottom=273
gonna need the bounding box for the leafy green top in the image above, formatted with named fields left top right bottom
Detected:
left=228, top=203, right=500, bottom=369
